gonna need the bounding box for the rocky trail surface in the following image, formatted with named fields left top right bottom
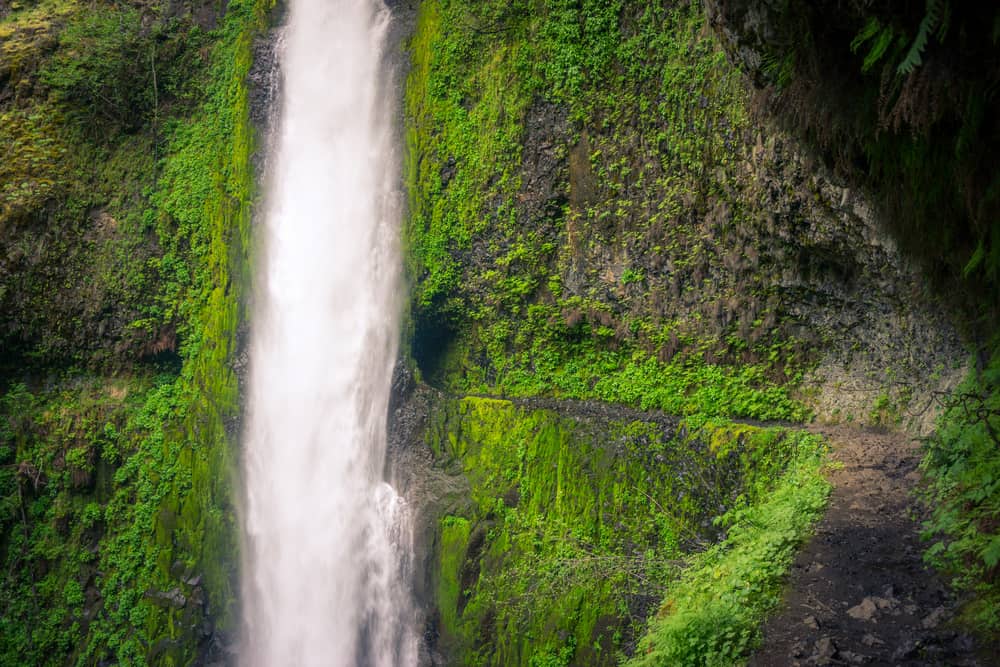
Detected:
left=750, top=424, right=993, bottom=666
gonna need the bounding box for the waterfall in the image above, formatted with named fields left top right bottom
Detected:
left=241, top=0, right=416, bottom=665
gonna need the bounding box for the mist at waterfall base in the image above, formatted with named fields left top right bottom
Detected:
left=240, top=0, right=417, bottom=665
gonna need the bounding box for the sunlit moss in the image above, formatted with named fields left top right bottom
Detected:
left=0, top=0, right=272, bottom=663
left=425, top=396, right=827, bottom=665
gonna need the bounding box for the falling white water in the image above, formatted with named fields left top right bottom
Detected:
left=241, top=0, right=416, bottom=665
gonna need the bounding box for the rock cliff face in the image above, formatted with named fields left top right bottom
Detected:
left=703, top=0, right=1000, bottom=324
left=394, top=0, right=990, bottom=664
left=512, top=96, right=968, bottom=432
left=0, top=0, right=273, bottom=663
left=0, top=0, right=995, bottom=664
left=700, top=0, right=1000, bottom=639
left=388, top=364, right=830, bottom=665
left=403, top=0, right=965, bottom=433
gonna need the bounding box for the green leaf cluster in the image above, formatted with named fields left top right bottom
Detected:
left=920, top=350, right=1000, bottom=633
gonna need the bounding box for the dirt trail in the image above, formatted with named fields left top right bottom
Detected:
left=749, top=424, right=990, bottom=666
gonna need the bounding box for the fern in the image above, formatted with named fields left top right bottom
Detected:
left=935, top=1, right=951, bottom=43
left=851, top=17, right=897, bottom=74
left=963, top=241, right=985, bottom=278
left=864, top=26, right=896, bottom=73
left=898, top=0, right=947, bottom=75
left=762, top=51, right=794, bottom=89
left=851, top=17, right=883, bottom=53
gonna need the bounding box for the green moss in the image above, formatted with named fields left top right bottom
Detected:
left=0, top=0, right=272, bottom=662
left=404, top=0, right=531, bottom=317
left=0, top=105, right=69, bottom=226
left=437, top=515, right=473, bottom=650
left=625, top=431, right=830, bottom=666
left=426, top=396, right=827, bottom=665
left=404, top=0, right=812, bottom=419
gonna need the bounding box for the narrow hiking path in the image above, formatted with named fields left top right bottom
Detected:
left=749, top=424, right=989, bottom=666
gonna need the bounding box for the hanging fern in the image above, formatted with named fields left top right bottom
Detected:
left=851, top=17, right=897, bottom=73
left=963, top=241, right=986, bottom=279
left=851, top=17, right=883, bottom=53
left=897, top=0, right=949, bottom=75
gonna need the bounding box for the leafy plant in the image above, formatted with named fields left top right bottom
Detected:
left=626, top=432, right=830, bottom=666
left=920, top=350, right=1000, bottom=633
left=0, top=0, right=270, bottom=662
left=897, top=0, right=949, bottom=75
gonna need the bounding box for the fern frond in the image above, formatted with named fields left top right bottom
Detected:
left=898, top=0, right=948, bottom=75
left=851, top=17, right=883, bottom=53
left=963, top=241, right=985, bottom=279
left=936, top=1, right=951, bottom=43
left=862, top=26, right=895, bottom=73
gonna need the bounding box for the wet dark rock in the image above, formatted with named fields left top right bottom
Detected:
left=846, top=597, right=878, bottom=622
left=839, top=649, right=868, bottom=664
left=439, top=155, right=457, bottom=187
left=388, top=359, right=416, bottom=418
left=501, top=485, right=520, bottom=508
left=248, top=24, right=283, bottom=130
left=891, top=637, right=923, bottom=662
left=150, top=637, right=183, bottom=661
left=146, top=587, right=187, bottom=609
left=921, top=606, right=947, bottom=630
left=170, top=560, right=188, bottom=579
left=385, top=379, right=470, bottom=661
left=812, top=636, right=838, bottom=665
left=518, top=101, right=570, bottom=226
left=188, top=586, right=206, bottom=609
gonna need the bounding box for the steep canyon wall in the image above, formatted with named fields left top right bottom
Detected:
left=0, top=0, right=996, bottom=664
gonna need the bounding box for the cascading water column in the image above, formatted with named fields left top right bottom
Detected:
left=241, top=0, right=416, bottom=665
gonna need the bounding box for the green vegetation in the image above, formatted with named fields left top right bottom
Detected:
left=404, top=2, right=843, bottom=664
left=405, top=4, right=1000, bottom=657
left=455, top=346, right=807, bottom=422
left=404, top=0, right=814, bottom=417
left=1, top=0, right=994, bottom=663
left=41, top=6, right=200, bottom=133
left=921, top=351, right=1000, bottom=633
left=0, top=0, right=271, bottom=662
left=0, top=377, right=149, bottom=663
left=0, top=375, right=220, bottom=664
left=427, top=397, right=828, bottom=665
left=0, top=0, right=222, bottom=366
left=626, top=431, right=830, bottom=666
left=723, top=0, right=1000, bottom=642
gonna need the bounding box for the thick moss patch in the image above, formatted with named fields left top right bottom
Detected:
left=0, top=0, right=272, bottom=663
left=424, top=396, right=828, bottom=665
left=626, top=432, right=830, bottom=666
